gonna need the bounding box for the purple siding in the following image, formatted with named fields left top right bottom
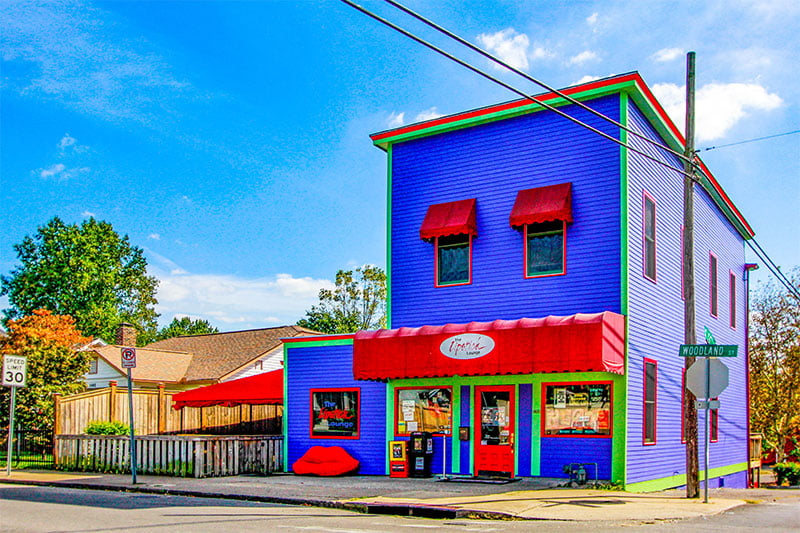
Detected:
left=285, top=344, right=387, bottom=475
left=518, top=384, right=533, bottom=477
left=389, top=95, right=623, bottom=327
left=625, top=99, right=747, bottom=486
left=540, top=437, right=612, bottom=479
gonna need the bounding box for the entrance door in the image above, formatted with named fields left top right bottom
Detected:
left=474, top=385, right=515, bottom=477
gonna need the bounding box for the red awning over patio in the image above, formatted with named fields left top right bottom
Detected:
left=353, top=312, right=624, bottom=380
left=419, top=198, right=478, bottom=240
left=172, top=369, right=283, bottom=409
left=509, top=182, right=573, bottom=227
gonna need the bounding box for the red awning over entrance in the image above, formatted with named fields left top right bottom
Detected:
left=353, top=312, right=624, bottom=380
left=420, top=198, right=477, bottom=240
left=509, top=182, right=573, bottom=227
left=172, top=369, right=283, bottom=410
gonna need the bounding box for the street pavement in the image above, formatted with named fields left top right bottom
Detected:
left=1, top=469, right=798, bottom=524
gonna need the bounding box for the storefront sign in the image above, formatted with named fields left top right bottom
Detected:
left=439, top=333, right=495, bottom=360
left=311, top=389, right=359, bottom=438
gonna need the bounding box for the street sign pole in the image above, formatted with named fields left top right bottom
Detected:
left=704, top=356, right=710, bottom=504
left=6, top=386, right=16, bottom=476
left=127, top=367, right=137, bottom=484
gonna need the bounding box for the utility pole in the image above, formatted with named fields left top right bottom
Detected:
left=683, top=51, right=700, bottom=499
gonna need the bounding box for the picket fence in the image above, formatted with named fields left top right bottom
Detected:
left=55, top=434, right=283, bottom=477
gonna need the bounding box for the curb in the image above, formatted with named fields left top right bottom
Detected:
left=0, top=477, right=484, bottom=520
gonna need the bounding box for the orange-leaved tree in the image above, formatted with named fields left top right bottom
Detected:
left=0, top=309, right=91, bottom=431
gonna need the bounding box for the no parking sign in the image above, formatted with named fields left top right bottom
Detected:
left=121, top=347, right=137, bottom=368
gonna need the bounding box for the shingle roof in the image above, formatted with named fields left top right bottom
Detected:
left=144, top=325, right=319, bottom=382
left=93, top=345, right=193, bottom=384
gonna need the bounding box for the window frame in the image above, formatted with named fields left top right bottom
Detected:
left=681, top=368, right=686, bottom=444
left=394, top=386, right=453, bottom=437
left=523, top=221, right=567, bottom=279
left=540, top=381, right=613, bottom=439
left=729, top=270, right=737, bottom=329
left=709, top=252, right=718, bottom=318
left=710, top=398, right=719, bottom=443
left=681, top=225, right=685, bottom=300
left=642, top=191, right=657, bottom=283
left=88, top=357, right=98, bottom=375
left=309, top=387, right=361, bottom=440
left=434, top=234, right=473, bottom=288
left=643, top=359, right=658, bottom=446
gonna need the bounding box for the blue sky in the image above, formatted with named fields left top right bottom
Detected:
left=1, top=0, right=798, bottom=332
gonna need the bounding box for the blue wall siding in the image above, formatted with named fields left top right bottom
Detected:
left=625, top=100, right=748, bottom=486
left=390, top=95, right=623, bottom=327
left=518, top=384, right=533, bottom=477
left=539, top=437, right=612, bottom=479
left=285, top=344, right=387, bottom=475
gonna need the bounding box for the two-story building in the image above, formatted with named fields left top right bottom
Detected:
left=282, top=72, right=753, bottom=491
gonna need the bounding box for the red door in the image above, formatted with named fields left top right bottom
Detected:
left=474, top=385, right=515, bottom=477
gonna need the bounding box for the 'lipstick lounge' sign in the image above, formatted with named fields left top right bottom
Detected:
left=440, top=333, right=495, bottom=360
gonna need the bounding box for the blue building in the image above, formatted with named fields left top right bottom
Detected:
left=283, top=73, right=754, bottom=491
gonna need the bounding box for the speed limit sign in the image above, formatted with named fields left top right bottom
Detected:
left=121, top=347, right=137, bottom=368
left=2, top=355, right=27, bottom=388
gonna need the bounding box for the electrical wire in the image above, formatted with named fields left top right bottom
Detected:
left=342, top=0, right=800, bottom=299
left=381, top=0, right=692, bottom=165
left=342, top=0, right=697, bottom=182
left=700, top=129, right=800, bottom=152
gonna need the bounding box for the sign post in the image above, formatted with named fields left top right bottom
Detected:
left=121, top=347, right=137, bottom=484
left=3, top=355, right=27, bottom=476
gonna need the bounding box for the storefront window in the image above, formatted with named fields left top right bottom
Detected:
left=311, top=388, right=359, bottom=438
left=395, top=387, right=452, bottom=435
left=543, top=383, right=612, bottom=437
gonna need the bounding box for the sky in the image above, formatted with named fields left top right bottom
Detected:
left=1, top=0, right=798, bottom=333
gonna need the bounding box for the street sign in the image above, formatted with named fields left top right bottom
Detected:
left=704, top=326, right=716, bottom=345
left=679, top=344, right=738, bottom=357
left=2, top=355, right=27, bottom=388
left=686, top=358, right=729, bottom=399
left=121, top=347, right=137, bottom=369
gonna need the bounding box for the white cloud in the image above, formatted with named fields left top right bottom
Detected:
left=58, top=134, right=76, bottom=151
left=586, top=13, right=599, bottom=25
left=414, top=107, right=443, bottom=122
left=652, top=47, right=684, bottom=63
left=652, top=82, right=783, bottom=141
left=476, top=28, right=531, bottom=71
left=568, top=50, right=599, bottom=66
left=572, top=75, right=601, bottom=86
left=387, top=111, right=405, bottom=128
left=81, top=210, right=95, bottom=217
left=148, top=233, right=160, bottom=240
left=40, top=163, right=66, bottom=178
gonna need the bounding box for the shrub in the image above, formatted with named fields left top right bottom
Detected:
left=85, top=420, right=130, bottom=435
left=772, top=462, right=800, bottom=486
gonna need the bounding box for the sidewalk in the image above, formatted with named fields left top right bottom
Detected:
left=1, top=469, right=795, bottom=522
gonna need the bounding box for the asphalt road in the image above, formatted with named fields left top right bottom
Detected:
left=1, top=484, right=799, bottom=532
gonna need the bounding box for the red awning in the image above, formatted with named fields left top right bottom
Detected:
left=353, top=312, right=624, bottom=380
left=420, top=198, right=477, bottom=240
left=171, top=369, right=283, bottom=410
left=509, top=182, right=573, bottom=227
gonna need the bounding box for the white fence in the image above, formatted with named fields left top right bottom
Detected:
left=55, top=434, right=283, bottom=477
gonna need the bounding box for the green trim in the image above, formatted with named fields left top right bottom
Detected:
left=385, top=383, right=393, bottom=475
left=451, top=383, right=461, bottom=473
left=625, top=462, right=749, bottom=493
left=514, top=384, right=520, bottom=476
left=283, top=338, right=353, bottom=349
left=618, top=92, right=630, bottom=485
left=386, top=145, right=392, bottom=328
left=531, top=381, right=541, bottom=476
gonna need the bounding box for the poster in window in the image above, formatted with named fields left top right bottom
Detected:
left=395, top=388, right=452, bottom=435
left=554, top=388, right=567, bottom=408
left=311, top=389, right=359, bottom=438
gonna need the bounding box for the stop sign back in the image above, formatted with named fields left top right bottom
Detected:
left=686, top=358, right=729, bottom=399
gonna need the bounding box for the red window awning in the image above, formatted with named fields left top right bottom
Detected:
left=172, top=369, right=283, bottom=410
left=353, top=312, right=624, bottom=380
left=509, top=182, right=573, bottom=227
left=420, top=198, right=477, bottom=240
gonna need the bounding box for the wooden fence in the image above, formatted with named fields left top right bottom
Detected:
left=55, top=382, right=282, bottom=436
left=55, top=434, right=283, bottom=477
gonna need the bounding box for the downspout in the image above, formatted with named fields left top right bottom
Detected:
left=744, top=262, right=759, bottom=486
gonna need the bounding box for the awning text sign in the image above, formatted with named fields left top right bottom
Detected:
left=679, top=344, right=738, bottom=358
left=440, top=333, right=495, bottom=360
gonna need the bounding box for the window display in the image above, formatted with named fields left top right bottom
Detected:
left=543, top=383, right=611, bottom=436
left=395, top=387, right=452, bottom=435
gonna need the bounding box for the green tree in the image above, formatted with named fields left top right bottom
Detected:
left=749, top=268, right=800, bottom=462
left=140, top=316, right=219, bottom=344
left=0, top=309, right=91, bottom=430
left=297, top=265, right=386, bottom=334
left=1, top=217, right=159, bottom=344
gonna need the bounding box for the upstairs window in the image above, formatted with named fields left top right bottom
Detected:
left=729, top=272, right=737, bottom=329
left=88, top=358, right=98, bottom=375
left=643, top=359, right=657, bottom=445
left=437, top=234, right=471, bottom=286
left=710, top=253, right=718, bottom=317
left=643, top=193, right=657, bottom=281
left=526, top=221, right=565, bottom=277
left=710, top=398, right=719, bottom=442
left=420, top=198, right=477, bottom=288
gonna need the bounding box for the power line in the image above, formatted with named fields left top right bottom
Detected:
left=700, top=129, right=800, bottom=152
left=341, top=0, right=697, bottom=182
left=382, top=0, right=692, bottom=165
left=342, top=0, right=799, bottom=299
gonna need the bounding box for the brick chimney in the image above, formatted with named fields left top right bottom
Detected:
left=116, top=323, right=137, bottom=347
